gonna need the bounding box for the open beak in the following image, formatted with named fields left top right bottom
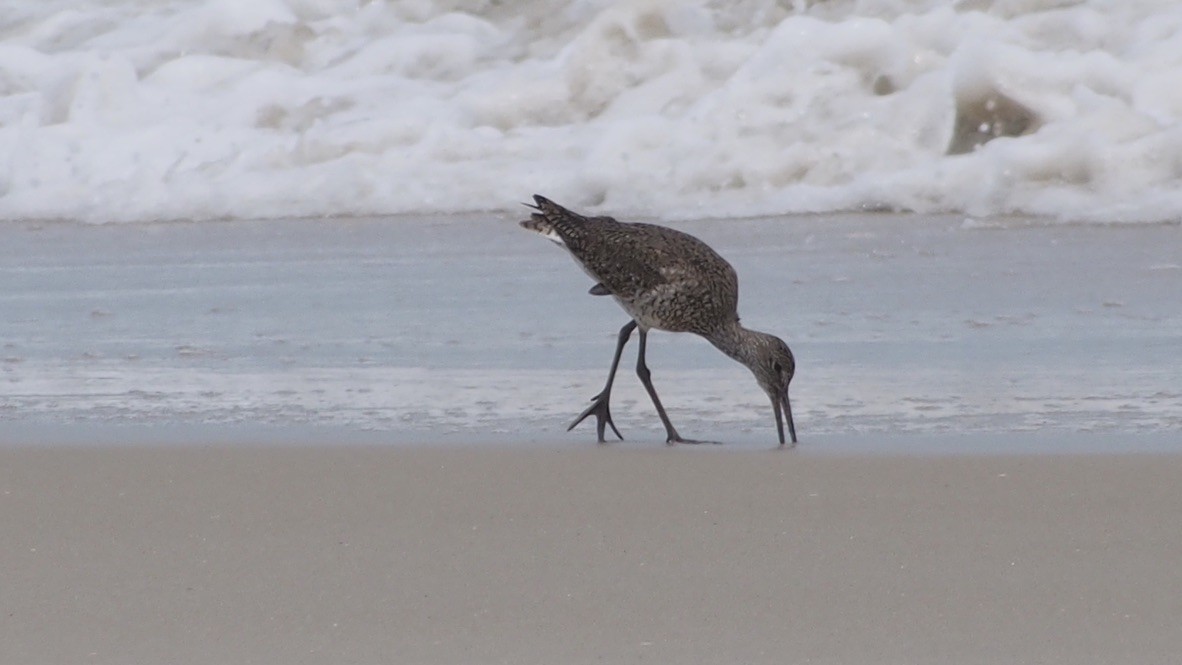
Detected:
left=770, top=386, right=797, bottom=447
left=781, top=389, right=797, bottom=446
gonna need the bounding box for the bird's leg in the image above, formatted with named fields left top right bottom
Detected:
left=568, top=320, right=636, bottom=442
left=635, top=329, right=706, bottom=444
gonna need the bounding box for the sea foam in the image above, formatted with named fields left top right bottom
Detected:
left=2, top=0, right=1181, bottom=223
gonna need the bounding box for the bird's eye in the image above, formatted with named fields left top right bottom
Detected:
left=773, top=361, right=783, bottom=374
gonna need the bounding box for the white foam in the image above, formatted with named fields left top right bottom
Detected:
left=2, top=0, right=1182, bottom=223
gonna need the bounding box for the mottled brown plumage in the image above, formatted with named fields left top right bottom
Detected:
left=521, top=195, right=797, bottom=446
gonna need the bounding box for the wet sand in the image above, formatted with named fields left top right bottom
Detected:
left=3, top=444, right=1180, bottom=664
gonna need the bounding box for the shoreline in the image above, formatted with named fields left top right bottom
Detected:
left=4, top=444, right=1180, bottom=664
left=1, top=419, right=1179, bottom=457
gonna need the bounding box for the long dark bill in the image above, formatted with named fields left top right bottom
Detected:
left=772, top=397, right=785, bottom=446
left=781, top=391, right=797, bottom=446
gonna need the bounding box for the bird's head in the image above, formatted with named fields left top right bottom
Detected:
left=749, top=333, right=795, bottom=400
left=746, top=332, right=797, bottom=446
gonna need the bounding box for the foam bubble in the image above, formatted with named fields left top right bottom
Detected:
left=2, top=0, right=1181, bottom=223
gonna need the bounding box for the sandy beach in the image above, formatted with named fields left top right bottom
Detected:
left=3, top=444, right=1179, bottom=664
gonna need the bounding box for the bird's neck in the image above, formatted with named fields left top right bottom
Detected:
left=704, top=321, right=764, bottom=369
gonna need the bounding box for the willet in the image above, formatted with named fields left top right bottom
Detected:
left=521, top=195, right=797, bottom=446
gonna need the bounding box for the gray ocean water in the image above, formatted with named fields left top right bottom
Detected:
left=2, top=214, right=1178, bottom=450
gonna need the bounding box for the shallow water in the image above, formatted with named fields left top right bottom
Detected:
left=2, top=213, right=1178, bottom=449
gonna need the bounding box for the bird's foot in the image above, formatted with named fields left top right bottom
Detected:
left=666, top=434, right=718, bottom=445
left=567, top=391, right=623, bottom=443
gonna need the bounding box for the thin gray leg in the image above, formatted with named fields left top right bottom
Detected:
left=634, top=328, right=693, bottom=444
left=568, top=320, right=636, bottom=442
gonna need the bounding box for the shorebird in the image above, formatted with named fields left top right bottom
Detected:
left=521, top=195, right=797, bottom=446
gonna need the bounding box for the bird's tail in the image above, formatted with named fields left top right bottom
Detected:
left=519, top=195, right=585, bottom=244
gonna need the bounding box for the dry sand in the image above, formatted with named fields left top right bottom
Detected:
left=3, top=445, right=1180, bottom=664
